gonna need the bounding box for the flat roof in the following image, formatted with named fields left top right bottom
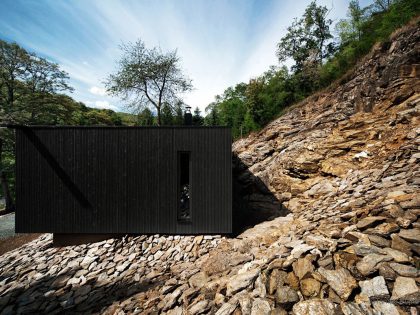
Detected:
left=2, top=124, right=231, bottom=129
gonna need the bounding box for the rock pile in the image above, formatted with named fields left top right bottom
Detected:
left=0, top=234, right=225, bottom=314
left=1, top=17, right=419, bottom=315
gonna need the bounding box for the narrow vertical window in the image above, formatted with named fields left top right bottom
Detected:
left=178, top=151, right=191, bottom=222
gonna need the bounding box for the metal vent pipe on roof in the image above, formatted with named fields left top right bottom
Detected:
left=184, top=106, right=192, bottom=125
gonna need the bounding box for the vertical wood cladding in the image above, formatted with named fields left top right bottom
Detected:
left=15, top=126, right=232, bottom=234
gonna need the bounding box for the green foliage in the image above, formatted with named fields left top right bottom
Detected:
left=161, top=103, right=174, bottom=125
left=192, top=107, right=204, bottom=126
left=136, top=108, right=155, bottom=126
left=276, top=1, right=334, bottom=72
left=204, top=108, right=219, bottom=126
left=336, top=0, right=366, bottom=44
left=173, top=102, right=184, bottom=125
left=205, top=83, right=249, bottom=138
left=0, top=40, right=74, bottom=123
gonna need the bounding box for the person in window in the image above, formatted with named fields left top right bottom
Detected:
left=180, top=184, right=190, bottom=219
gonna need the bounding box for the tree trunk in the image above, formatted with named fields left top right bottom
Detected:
left=157, top=106, right=162, bottom=126
left=0, top=138, right=15, bottom=214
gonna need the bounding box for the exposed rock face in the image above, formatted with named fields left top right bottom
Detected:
left=1, top=18, right=419, bottom=315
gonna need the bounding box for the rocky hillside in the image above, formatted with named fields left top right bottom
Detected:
left=1, top=20, right=419, bottom=315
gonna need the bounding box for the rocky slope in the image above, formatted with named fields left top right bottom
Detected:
left=1, top=20, right=420, bottom=315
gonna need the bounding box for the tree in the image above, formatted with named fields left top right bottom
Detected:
left=0, top=41, right=29, bottom=120
left=173, top=101, right=184, bottom=125
left=192, top=107, right=204, bottom=126
left=276, top=1, right=334, bottom=71
left=161, top=102, right=174, bottom=125
left=0, top=40, right=73, bottom=210
left=204, top=108, right=219, bottom=126
left=137, top=108, right=154, bottom=126
left=336, top=0, right=366, bottom=44
left=105, top=40, right=192, bottom=125
left=241, top=110, right=258, bottom=136
left=372, top=0, right=394, bottom=12
left=0, top=40, right=73, bottom=123
left=205, top=83, right=247, bottom=138
left=246, top=78, right=266, bottom=127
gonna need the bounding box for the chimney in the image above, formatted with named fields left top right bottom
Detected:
left=184, top=106, right=192, bottom=125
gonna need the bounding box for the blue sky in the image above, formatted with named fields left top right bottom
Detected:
left=1, top=0, right=373, bottom=113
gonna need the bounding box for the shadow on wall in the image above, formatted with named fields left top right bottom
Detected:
left=231, top=153, right=289, bottom=236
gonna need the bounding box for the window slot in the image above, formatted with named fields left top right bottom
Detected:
left=178, top=151, right=191, bottom=222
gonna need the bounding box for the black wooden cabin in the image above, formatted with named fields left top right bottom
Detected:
left=13, top=126, right=232, bottom=234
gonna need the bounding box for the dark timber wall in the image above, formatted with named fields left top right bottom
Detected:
left=15, top=126, right=232, bottom=234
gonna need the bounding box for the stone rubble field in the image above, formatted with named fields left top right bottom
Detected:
left=1, top=18, right=420, bottom=315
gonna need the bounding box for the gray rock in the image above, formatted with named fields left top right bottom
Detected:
left=188, top=272, right=208, bottom=289
left=305, top=235, right=336, bottom=251
left=351, top=244, right=383, bottom=256
left=399, top=196, right=420, bottom=209
left=268, top=269, right=288, bottom=294
left=292, top=299, right=337, bottom=315
left=356, top=216, right=387, bottom=230
left=80, top=255, right=97, bottom=267
left=50, top=275, right=69, bottom=289
left=215, top=298, right=239, bottom=315
left=237, top=292, right=252, bottom=315
left=203, top=251, right=253, bottom=276
left=160, top=285, right=186, bottom=311
left=252, top=274, right=267, bottom=298
left=116, top=261, right=130, bottom=272
left=359, top=276, right=389, bottom=301
left=276, top=286, right=299, bottom=309
left=292, top=258, right=314, bottom=280
left=356, top=254, right=392, bottom=276
left=226, top=269, right=260, bottom=296
left=367, top=235, right=390, bottom=248
left=340, top=302, right=376, bottom=315
left=188, top=300, right=210, bottom=315
left=365, top=222, right=399, bottom=237
left=372, top=301, right=399, bottom=315
left=389, top=262, right=419, bottom=277
left=318, top=267, right=357, bottom=301
left=167, top=306, right=183, bottom=315
left=270, top=307, right=288, bottom=315
left=290, top=244, right=314, bottom=259
left=398, top=229, right=420, bottom=243
left=300, top=278, right=321, bottom=298
left=382, top=247, right=410, bottom=263
left=251, top=298, right=271, bottom=315
left=390, top=234, right=412, bottom=255
left=154, top=250, right=164, bottom=260
left=390, top=276, right=420, bottom=305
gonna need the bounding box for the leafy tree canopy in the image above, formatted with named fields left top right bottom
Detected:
left=276, top=1, right=335, bottom=72
left=105, top=40, right=193, bottom=125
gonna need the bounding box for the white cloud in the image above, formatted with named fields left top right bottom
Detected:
left=89, top=86, right=107, bottom=96
left=86, top=100, right=118, bottom=111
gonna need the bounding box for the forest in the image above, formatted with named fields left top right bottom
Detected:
left=0, top=0, right=419, bottom=208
